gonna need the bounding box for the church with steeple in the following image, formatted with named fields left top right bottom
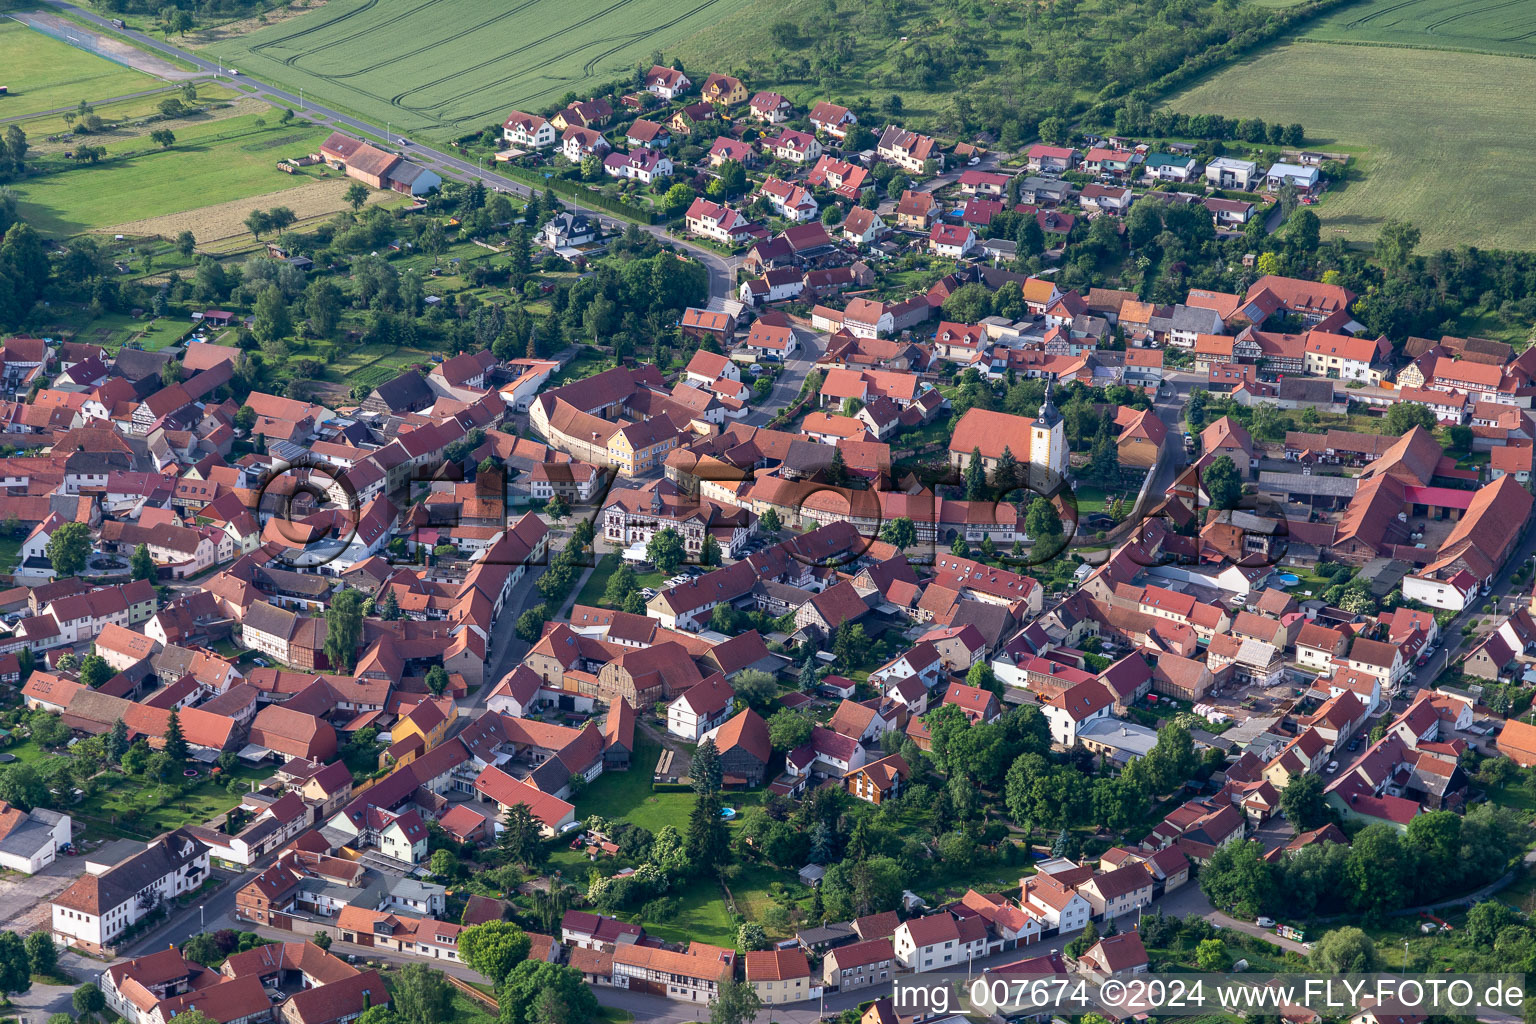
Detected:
left=948, top=381, right=1070, bottom=497
left=1028, top=380, right=1067, bottom=493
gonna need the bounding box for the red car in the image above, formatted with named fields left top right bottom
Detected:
left=1416, top=655, right=1430, bottom=667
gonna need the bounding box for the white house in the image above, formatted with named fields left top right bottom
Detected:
left=667, top=677, right=736, bottom=741
left=602, top=150, right=672, bottom=183
left=51, top=830, right=209, bottom=953
left=0, top=804, right=71, bottom=874
left=502, top=111, right=556, bottom=150
left=1041, top=681, right=1114, bottom=747
left=1205, top=157, right=1258, bottom=190
left=893, top=913, right=988, bottom=973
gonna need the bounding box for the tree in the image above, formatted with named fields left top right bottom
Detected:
left=345, top=182, right=370, bottom=211
left=457, top=920, right=531, bottom=985
left=107, top=719, right=129, bottom=763
left=312, top=931, right=331, bottom=951
left=252, top=285, right=291, bottom=350
left=25, top=931, right=57, bottom=977
left=710, top=977, right=762, bottom=1024
left=1196, top=938, right=1228, bottom=971
left=1203, top=455, right=1242, bottom=510
left=324, top=587, right=364, bottom=671
left=767, top=709, right=813, bottom=752
left=1384, top=402, right=1437, bottom=435
left=45, top=521, right=91, bottom=577
left=1374, top=219, right=1420, bottom=275
left=516, top=604, right=549, bottom=643
left=544, top=493, right=570, bottom=523
left=1199, top=839, right=1275, bottom=919
left=305, top=279, right=343, bottom=337
left=701, top=535, right=723, bottom=567
left=603, top=562, right=639, bottom=608
left=244, top=209, right=272, bottom=239
left=691, top=736, right=723, bottom=797
left=392, top=963, right=453, bottom=1024
left=429, top=848, right=456, bottom=879
left=646, top=527, right=686, bottom=574
left=498, top=803, right=546, bottom=870
left=993, top=445, right=1021, bottom=493
left=177, top=230, right=196, bottom=256
left=425, top=665, right=449, bottom=696
left=182, top=933, right=223, bottom=966
left=1344, top=824, right=1411, bottom=918
left=736, top=922, right=769, bottom=952
left=163, top=708, right=188, bottom=771
left=131, top=543, right=156, bottom=581
left=0, top=929, right=28, bottom=993
left=965, top=660, right=999, bottom=696
left=759, top=507, right=781, bottom=535
left=77, top=654, right=112, bottom=689
left=501, top=963, right=599, bottom=1024
left=1024, top=498, right=1062, bottom=542
left=73, top=982, right=106, bottom=1015
left=1280, top=772, right=1329, bottom=831
left=150, top=129, right=176, bottom=149
left=686, top=791, right=731, bottom=871
left=879, top=516, right=916, bottom=551
left=963, top=446, right=987, bottom=500
left=1311, top=927, right=1383, bottom=973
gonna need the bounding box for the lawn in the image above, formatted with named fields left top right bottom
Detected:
left=1302, top=0, right=1536, bottom=57
left=69, top=761, right=274, bottom=842
left=1168, top=43, right=1536, bottom=251
left=573, top=553, right=666, bottom=609
left=200, top=0, right=764, bottom=140
left=0, top=535, right=21, bottom=574
left=0, top=20, right=157, bottom=118
left=11, top=112, right=335, bottom=236
left=11, top=83, right=243, bottom=139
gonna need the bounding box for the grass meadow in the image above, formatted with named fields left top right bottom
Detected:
left=1302, top=0, right=1536, bottom=56
left=11, top=112, right=334, bottom=234
left=1169, top=43, right=1536, bottom=251
left=200, top=0, right=763, bottom=139
left=0, top=19, right=156, bottom=117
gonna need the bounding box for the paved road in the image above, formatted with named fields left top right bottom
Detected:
left=39, top=0, right=740, bottom=306
left=745, top=324, right=829, bottom=427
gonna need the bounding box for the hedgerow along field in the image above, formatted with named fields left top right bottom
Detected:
left=199, top=0, right=761, bottom=140
left=11, top=111, right=334, bottom=235
left=1302, top=0, right=1536, bottom=56
left=0, top=19, right=157, bottom=117
left=1168, top=42, right=1536, bottom=252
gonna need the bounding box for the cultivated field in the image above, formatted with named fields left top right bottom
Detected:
left=11, top=112, right=335, bottom=235
left=1169, top=43, right=1536, bottom=251
left=1303, top=0, right=1536, bottom=56
left=0, top=19, right=156, bottom=117
left=200, top=0, right=761, bottom=139
left=104, top=174, right=399, bottom=244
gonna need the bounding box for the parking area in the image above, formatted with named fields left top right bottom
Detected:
left=0, top=856, right=89, bottom=935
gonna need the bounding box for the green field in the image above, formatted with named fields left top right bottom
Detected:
left=10, top=112, right=334, bottom=234
left=200, top=0, right=761, bottom=139
left=1169, top=43, right=1536, bottom=251
left=0, top=20, right=157, bottom=117
left=1303, top=0, right=1536, bottom=55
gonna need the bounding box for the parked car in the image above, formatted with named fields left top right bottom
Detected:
left=1326, top=760, right=1339, bottom=773
left=1256, top=917, right=1276, bottom=928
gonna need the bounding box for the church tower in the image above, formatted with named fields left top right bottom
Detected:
left=1029, top=380, right=1067, bottom=493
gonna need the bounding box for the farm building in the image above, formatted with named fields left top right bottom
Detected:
left=319, top=132, right=441, bottom=196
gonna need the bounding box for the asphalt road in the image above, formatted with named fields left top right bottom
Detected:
left=39, top=0, right=740, bottom=306
left=745, top=323, right=829, bottom=427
